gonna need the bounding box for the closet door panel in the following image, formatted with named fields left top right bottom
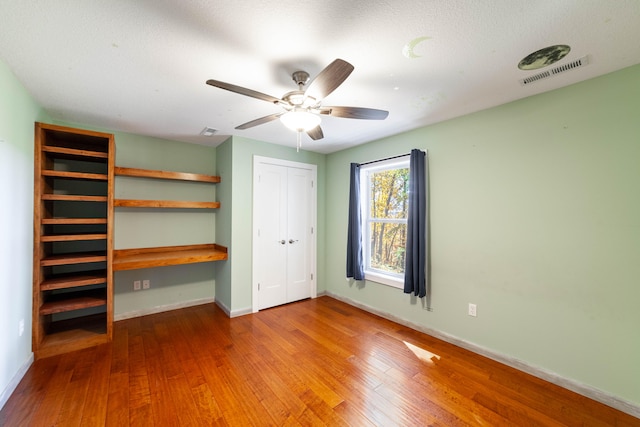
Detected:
left=286, top=167, right=312, bottom=303
left=255, top=164, right=288, bottom=310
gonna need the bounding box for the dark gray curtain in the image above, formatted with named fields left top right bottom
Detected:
left=404, top=149, right=429, bottom=297
left=346, top=163, right=364, bottom=280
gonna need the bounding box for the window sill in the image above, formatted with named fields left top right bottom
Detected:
left=364, top=271, right=403, bottom=290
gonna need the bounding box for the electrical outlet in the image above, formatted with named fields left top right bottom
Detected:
left=142, top=279, right=150, bottom=290
left=19, top=319, right=24, bottom=336
left=134, top=280, right=141, bottom=291
left=468, top=303, right=477, bottom=317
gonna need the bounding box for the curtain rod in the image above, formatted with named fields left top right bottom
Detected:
left=359, top=153, right=410, bottom=166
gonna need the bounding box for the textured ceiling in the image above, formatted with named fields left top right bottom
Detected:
left=1, top=1, right=639, bottom=153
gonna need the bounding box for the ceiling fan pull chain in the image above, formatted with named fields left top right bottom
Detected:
left=296, top=131, right=302, bottom=152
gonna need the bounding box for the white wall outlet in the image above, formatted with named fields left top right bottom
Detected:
left=134, top=280, right=141, bottom=291
left=19, top=319, right=24, bottom=336
left=468, top=303, right=477, bottom=317
left=142, top=279, right=150, bottom=289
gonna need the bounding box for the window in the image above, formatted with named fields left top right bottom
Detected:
left=360, top=158, right=410, bottom=288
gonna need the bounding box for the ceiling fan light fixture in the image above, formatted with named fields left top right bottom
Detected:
left=280, top=110, right=321, bottom=132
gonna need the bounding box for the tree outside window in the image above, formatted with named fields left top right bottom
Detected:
left=361, top=160, right=409, bottom=286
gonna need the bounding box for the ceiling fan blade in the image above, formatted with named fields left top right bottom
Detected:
left=235, top=113, right=283, bottom=130
left=323, top=106, right=389, bottom=120
left=206, top=79, right=282, bottom=104
left=304, top=59, right=354, bottom=101
left=306, top=125, right=324, bottom=141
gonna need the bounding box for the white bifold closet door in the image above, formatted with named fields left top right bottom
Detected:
left=253, top=157, right=316, bottom=311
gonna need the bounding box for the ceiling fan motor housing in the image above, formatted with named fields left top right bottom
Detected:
left=292, top=70, right=310, bottom=87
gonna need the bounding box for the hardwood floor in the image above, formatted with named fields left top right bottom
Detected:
left=1, top=296, right=638, bottom=426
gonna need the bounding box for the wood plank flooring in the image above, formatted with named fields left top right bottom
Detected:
left=1, top=296, right=638, bottom=426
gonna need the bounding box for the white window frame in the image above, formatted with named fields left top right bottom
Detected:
left=360, top=156, right=410, bottom=289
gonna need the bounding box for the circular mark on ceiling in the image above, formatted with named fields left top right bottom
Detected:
left=402, top=36, right=431, bottom=59
left=518, top=45, right=571, bottom=70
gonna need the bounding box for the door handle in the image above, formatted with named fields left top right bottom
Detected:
left=289, top=239, right=298, bottom=244
left=279, top=240, right=286, bottom=245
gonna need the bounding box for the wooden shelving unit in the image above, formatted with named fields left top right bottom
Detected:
left=113, top=166, right=227, bottom=269
left=32, top=122, right=114, bottom=360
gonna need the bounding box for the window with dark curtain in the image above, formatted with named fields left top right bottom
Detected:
left=347, top=150, right=429, bottom=299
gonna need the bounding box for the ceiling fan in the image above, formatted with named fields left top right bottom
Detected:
left=206, top=59, right=389, bottom=148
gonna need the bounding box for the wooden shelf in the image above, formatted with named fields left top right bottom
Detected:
left=41, top=233, right=107, bottom=242
left=42, top=169, right=108, bottom=181
left=40, top=289, right=107, bottom=315
left=113, top=244, right=227, bottom=271
left=42, top=145, right=109, bottom=161
left=42, top=194, right=108, bottom=202
left=37, top=314, right=108, bottom=360
left=42, top=218, right=108, bottom=225
left=115, top=166, right=220, bottom=183
left=41, top=251, right=107, bottom=267
left=114, top=199, right=220, bottom=209
left=41, top=270, right=107, bottom=291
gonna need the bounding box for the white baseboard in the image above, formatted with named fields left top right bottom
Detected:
left=0, top=352, right=34, bottom=411
left=325, top=291, right=640, bottom=419
left=114, top=297, right=215, bottom=321
left=215, top=299, right=231, bottom=317
left=215, top=299, right=252, bottom=318
left=230, top=306, right=253, bottom=318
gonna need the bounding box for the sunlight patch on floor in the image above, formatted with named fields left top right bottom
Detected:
left=404, top=341, right=441, bottom=364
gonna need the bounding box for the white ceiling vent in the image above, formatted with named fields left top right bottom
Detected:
left=520, top=56, right=589, bottom=86
left=200, top=127, right=218, bottom=136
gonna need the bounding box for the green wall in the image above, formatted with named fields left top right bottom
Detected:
left=215, top=136, right=326, bottom=315
left=0, top=60, right=50, bottom=405
left=214, top=138, right=233, bottom=311
left=325, top=64, right=640, bottom=406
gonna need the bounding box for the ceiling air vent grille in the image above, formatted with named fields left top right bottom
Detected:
left=200, top=127, right=218, bottom=136
left=520, top=56, right=589, bottom=85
